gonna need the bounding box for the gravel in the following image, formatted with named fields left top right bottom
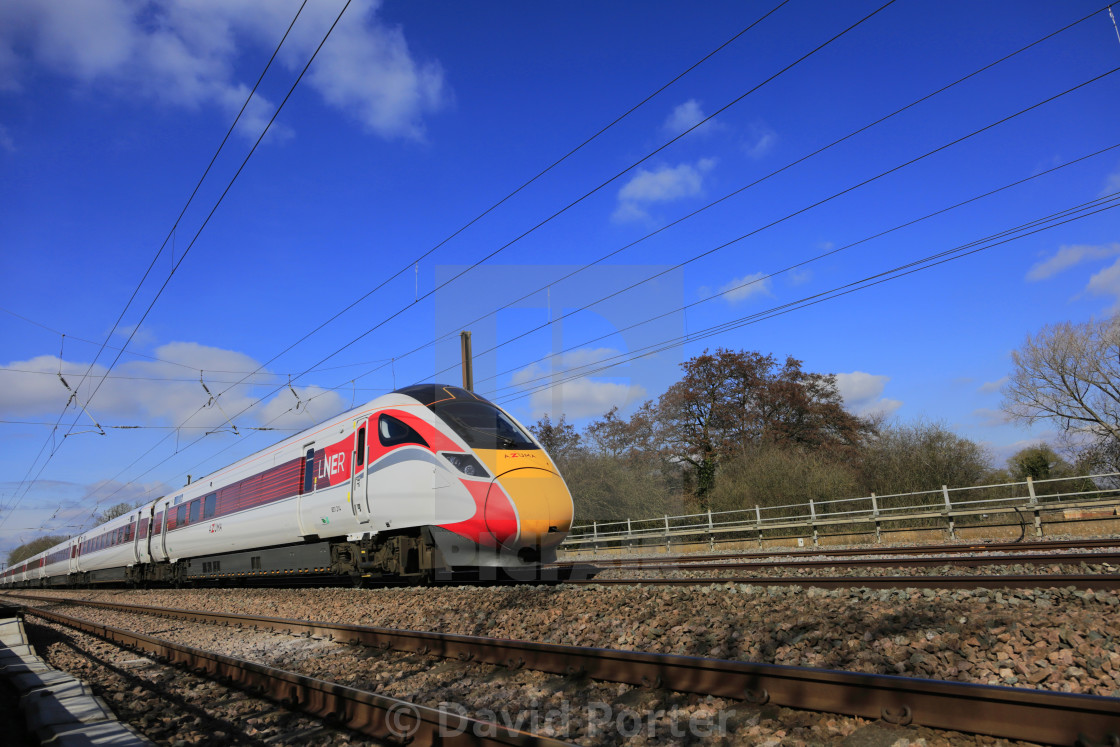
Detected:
left=23, top=617, right=378, bottom=746
left=9, top=576, right=1118, bottom=745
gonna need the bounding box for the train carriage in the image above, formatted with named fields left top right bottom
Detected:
left=2, top=385, right=574, bottom=588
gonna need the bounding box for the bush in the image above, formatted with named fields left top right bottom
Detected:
left=708, top=443, right=861, bottom=517
left=562, top=453, right=680, bottom=523
left=858, top=419, right=992, bottom=497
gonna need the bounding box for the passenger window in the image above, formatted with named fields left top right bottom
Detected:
left=356, top=427, right=366, bottom=467
left=303, top=448, right=315, bottom=493
left=203, top=493, right=217, bottom=520
left=378, top=414, right=429, bottom=448
left=189, top=500, right=200, bottom=524
left=176, top=505, right=186, bottom=527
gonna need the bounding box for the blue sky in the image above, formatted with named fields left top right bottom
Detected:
left=1, top=0, right=1118, bottom=556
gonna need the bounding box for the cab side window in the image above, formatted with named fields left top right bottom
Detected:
left=378, top=414, right=428, bottom=448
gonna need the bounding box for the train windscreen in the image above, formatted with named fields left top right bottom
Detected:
left=397, top=384, right=538, bottom=451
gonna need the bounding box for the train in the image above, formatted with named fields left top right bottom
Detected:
left=1, top=384, right=574, bottom=588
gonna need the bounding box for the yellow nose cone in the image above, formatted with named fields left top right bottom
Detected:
left=472, top=450, right=574, bottom=551
left=496, top=467, right=574, bottom=550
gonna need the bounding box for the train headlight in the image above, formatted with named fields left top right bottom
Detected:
left=441, top=452, right=487, bottom=477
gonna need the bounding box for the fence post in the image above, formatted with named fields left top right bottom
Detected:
left=871, top=492, right=881, bottom=543
left=1027, top=476, right=1037, bottom=505
left=755, top=505, right=762, bottom=548
left=809, top=499, right=818, bottom=546
left=942, top=485, right=956, bottom=540
left=664, top=515, right=670, bottom=553
left=707, top=509, right=714, bottom=550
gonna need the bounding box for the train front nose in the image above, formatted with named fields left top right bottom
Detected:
left=487, top=466, right=573, bottom=558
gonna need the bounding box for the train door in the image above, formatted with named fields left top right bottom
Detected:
left=296, top=441, right=316, bottom=535
left=158, top=498, right=171, bottom=560
left=350, top=419, right=370, bottom=524
left=131, top=510, right=142, bottom=564
left=144, top=503, right=156, bottom=559
left=69, top=539, right=79, bottom=574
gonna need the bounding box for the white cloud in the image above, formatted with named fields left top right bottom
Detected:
left=0, top=0, right=447, bottom=140
left=835, top=371, right=902, bottom=418
left=1086, top=257, right=1120, bottom=313
left=743, top=121, right=776, bottom=159
left=715, top=272, right=772, bottom=304
left=511, top=348, right=621, bottom=388
left=0, top=341, right=346, bottom=431
left=977, top=377, right=1007, bottom=394
left=983, top=432, right=1063, bottom=466
left=613, top=158, right=716, bottom=222
left=663, top=99, right=717, bottom=136
left=510, top=348, right=645, bottom=419
left=1102, top=162, right=1120, bottom=197
left=528, top=378, right=646, bottom=420
left=973, top=408, right=1013, bottom=427
left=789, top=268, right=812, bottom=286
left=1025, top=242, right=1120, bottom=281
left=258, top=384, right=347, bottom=428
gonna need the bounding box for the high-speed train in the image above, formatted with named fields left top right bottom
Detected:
left=1, top=385, right=574, bottom=587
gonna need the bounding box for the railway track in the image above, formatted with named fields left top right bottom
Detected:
left=13, top=600, right=573, bottom=746
left=590, top=551, right=1120, bottom=575
left=558, top=536, right=1120, bottom=568
left=7, top=592, right=1120, bottom=745
left=566, top=573, right=1120, bottom=590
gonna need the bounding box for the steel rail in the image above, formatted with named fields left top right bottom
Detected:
left=9, top=593, right=1119, bottom=745
left=597, top=551, right=1120, bottom=574
left=567, top=574, right=1120, bottom=590
left=21, top=604, right=575, bottom=747
left=558, top=537, right=1120, bottom=567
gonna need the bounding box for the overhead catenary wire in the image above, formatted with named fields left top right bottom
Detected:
left=49, top=1, right=800, bottom=521
left=0, top=0, right=315, bottom=518
left=462, top=66, right=1120, bottom=379
left=199, top=1, right=795, bottom=407
left=477, top=141, right=1120, bottom=393
left=0, top=0, right=350, bottom=530
left=334, top=4, right=1116, bottom=389
left=198, top=0, right=899, bottom=421
left=398, top=63, right=1120, bottom=389
left=48, top=0, right=898, bottom=519
left=492, top=192, right=1120, bottom=405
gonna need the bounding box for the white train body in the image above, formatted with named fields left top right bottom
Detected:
left=2, top=385, right=574, bottom=586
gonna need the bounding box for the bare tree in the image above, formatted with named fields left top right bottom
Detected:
left=96, top=502, right=135, bottom=525
left=1002, top=318, right=1120, bottom=446
left=7, top=535, right=67, bottom=565
left=528, top=414, right=582, bottom=462
left=655, top=349, right=871, bottom=505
